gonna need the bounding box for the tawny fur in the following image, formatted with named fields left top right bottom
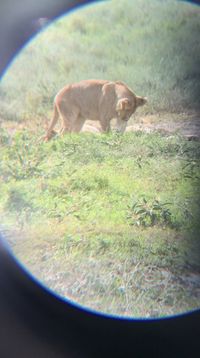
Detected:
left=44, top=79, right=147, bottom=141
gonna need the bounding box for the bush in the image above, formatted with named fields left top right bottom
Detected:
left=127, top=198, right=173, bottom=227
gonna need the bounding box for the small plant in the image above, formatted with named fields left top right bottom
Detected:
left=0, top=128, right=10, bottom=146
left=4, top=188, right=33, bottom=229
left=100, top=132, right=123, bottom=148
left=3, top=133, right=44, bottom=179
left=5, top=188, right=30, bottom=212
left=182, top=159, right=200, bottom=181
left=127, top=198, right=173, bottom=227
left=135, top=155, right=150, bottom=169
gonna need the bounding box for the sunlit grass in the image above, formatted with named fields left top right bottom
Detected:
left=0, top=129, right=200, bottom=317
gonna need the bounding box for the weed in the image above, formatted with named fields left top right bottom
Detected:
left=135, top=155, right=150, bottom=169
left=4, top=188, right=33, bottom=229
left=127, top=198, right=173, bottom=227
left=0, top=128, right=10, bottom=146
left=182, top=159, right=200, bottom=181
left=100, top=133, right=124, bottom=148
left=2, top=132, right=44, bottom=180
left=5, top=188, right=30, bottom=212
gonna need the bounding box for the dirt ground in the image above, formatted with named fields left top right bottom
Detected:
left=127, top=112, right=200, bottom=140
left=83, top=112, right=200, bottom=139
left=1, top=112, right=200, bottom=140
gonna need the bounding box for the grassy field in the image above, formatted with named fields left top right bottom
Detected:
left=1, top=129, right=200, bottom=317
left=0, top=0, right=200, bottom=318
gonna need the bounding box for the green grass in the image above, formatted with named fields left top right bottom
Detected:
left=0, top=129, right=200, bottom=317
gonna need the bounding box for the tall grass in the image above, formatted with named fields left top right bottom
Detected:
left=1, top=129, right=200, bottom=316
left=0, top=0, right=200, bottom=123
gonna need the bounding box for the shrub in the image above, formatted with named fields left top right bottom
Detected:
left=127, top=198, right=173, bottom=227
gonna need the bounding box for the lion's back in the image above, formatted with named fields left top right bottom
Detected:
left=56, top=80, right=109, bottom=120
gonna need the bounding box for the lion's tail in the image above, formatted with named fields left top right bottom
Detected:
left=45, top=102, right=59, bottom=140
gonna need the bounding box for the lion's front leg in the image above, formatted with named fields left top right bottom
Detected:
left=115, top=117, right=128, bottom=133
left=100, top=121, right=111, bottom=133
left=99, top=116, right=111, bottom=133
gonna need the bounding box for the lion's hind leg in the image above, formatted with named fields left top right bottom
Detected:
left=59, top=107, right=84, bottom=134
left=71, top=116, right=85, bottom=133
left=58, top=105, right=73, bottom=135
left=43, top=102, right=60, bottom=141
left=59, top=121, right=71, bottom=135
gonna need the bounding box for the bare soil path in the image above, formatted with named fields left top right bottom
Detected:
left=1, top=112, right=200, bottom=139
left=126, top=112, right=200, bottom=140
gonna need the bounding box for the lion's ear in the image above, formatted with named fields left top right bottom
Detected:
left=116, top=98, right=132, bottom=111
left=136, top=96, right=147, bottom=107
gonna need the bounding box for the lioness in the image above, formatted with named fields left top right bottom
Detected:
left=44, top=79, right=147, bottom=140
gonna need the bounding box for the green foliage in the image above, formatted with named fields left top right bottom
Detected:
left=181, top=143, right=200, bottom=181
left=1, top=131, right=45, bottom=180
left=182, top=159, right=200, bottom=181
left=0, top=127, right=10, bottom=145
left=1, top=128, right=200, bottom=317
left=5, top=187, right=31, bottom=212
left=127, top=198, right=173, bottom=227
left=4, top=187, right=33, bottom=228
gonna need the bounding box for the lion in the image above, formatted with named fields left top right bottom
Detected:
left=44, top=79, right=147, bottom=141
